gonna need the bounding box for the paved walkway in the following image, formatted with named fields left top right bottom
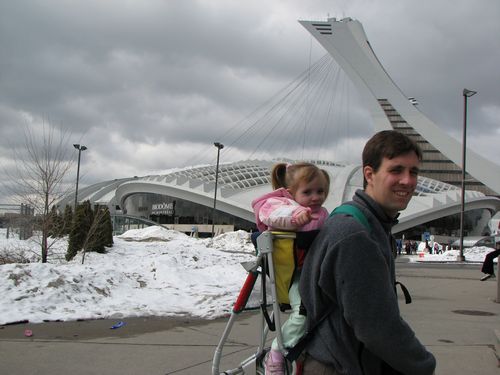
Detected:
left=0, top=265, right=498, bottom=374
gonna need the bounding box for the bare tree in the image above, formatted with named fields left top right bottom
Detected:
left=4, top=124, right=75, bottom=263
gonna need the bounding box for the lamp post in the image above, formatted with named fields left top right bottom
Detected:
left=73, top=144, right=87, bottom=210
left=458, top=89, right=477, bottom=262
left=211, top=142, right=224, bottom=238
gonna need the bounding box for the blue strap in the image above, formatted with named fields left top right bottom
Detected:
left=330, top=204, right=370, bottom=231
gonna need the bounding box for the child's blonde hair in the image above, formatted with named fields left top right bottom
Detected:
left=271, top=162, right=330, bottom=198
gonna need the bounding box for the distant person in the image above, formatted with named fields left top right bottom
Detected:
left=396, top=238, right=402, bottom=256
left=433, top=242, right=440, bottom=254
left=480, top=242, right=500, bottom=281
left=252, top=162, right=330, bottom=375
left=425, top=240, right=432, bottom=254
left=407, top=240, right=415, bottom=254
left=411, top=240, right=418, bottom=254
left=300, top=130, right=436, bottom=374
left=404, top=239, right=411, bottom=254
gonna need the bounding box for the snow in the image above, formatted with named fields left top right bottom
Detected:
left=0, top=227, right=256, bottom=325
left=0, top=227, right=496, bottom=325
left=409, top=246, right=497, bottom=263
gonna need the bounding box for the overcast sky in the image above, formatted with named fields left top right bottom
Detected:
left=1, top=0, right=499, bottom=202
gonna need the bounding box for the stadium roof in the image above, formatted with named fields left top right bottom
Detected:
left=57, top=159, right=500, bottom=234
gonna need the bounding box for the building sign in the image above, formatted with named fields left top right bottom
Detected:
left=151, top=202, right=175, bottom=216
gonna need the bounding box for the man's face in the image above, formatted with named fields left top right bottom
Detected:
left=363, top=152, right=420, bottom=218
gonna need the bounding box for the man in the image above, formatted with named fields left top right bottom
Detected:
left=299, top=130, right=436, bottom=375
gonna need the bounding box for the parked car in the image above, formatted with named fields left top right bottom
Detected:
left=451, top=236, right=496, bottom=249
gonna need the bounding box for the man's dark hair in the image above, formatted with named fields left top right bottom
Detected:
left=362, top=130, right=422, bottom=188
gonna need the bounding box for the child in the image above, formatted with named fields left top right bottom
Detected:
left=251, top=162, right=330, bottom=375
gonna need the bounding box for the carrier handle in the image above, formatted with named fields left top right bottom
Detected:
left=233, top=271, right=259, bottom=313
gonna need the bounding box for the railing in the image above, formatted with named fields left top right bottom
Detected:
left=111, top=215, right=234, bottom=236
left=111, top=215, right=160, bottom=235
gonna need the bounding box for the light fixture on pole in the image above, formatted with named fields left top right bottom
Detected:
left=211, top=142, right=224, bottom=238
left=458, top=88, right=477, bottom=262
left=73, top=144, right=88, bottom=210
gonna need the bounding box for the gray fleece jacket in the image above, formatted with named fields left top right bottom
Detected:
left=299, top=190, right=436, bottom=375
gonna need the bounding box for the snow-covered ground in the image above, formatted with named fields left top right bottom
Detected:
left=0, top=227, right=495, bottom=325
left=411, top=240, right=496, bottom=263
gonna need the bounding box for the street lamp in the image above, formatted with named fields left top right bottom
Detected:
left=458, top=88, right=477, bottom=262
left=73, top=144, right=88, bottom=210
left=211, top=142, right=224, bottom=238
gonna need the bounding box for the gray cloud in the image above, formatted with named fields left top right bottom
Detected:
left=1, top=0, right=499, bottom=201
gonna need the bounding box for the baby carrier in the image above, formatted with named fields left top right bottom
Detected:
left=211, top=230, right=318, bottom=375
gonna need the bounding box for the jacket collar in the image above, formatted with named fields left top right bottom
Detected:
left=353, top=189, right=399, bottom=231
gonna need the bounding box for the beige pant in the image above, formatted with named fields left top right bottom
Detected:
left=302, top=354, right=338, bottom=375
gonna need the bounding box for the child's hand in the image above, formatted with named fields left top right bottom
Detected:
left=294, top=209, right=313, bottom=227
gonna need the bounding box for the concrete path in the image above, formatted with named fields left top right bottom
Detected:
left=0, top=265, right=498, bottom=374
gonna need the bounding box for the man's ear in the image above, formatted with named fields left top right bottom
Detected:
left=363, top=165, right=374, bottom=187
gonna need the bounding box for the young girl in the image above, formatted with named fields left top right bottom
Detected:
left=251, top=162, right=330, bottom=375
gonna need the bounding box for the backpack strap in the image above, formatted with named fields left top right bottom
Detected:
left=330, top=204, right=371, bottom=231
left=395, top=281, right=412, bottom=304
left=284, top=305, right=333, bottom=362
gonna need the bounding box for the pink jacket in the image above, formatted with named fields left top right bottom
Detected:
left=251, top=188, right=329, bottom=232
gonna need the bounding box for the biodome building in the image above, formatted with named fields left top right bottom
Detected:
left=58, top=17, right=500, bottom=240
left=57, top=158, right=500, bottom=240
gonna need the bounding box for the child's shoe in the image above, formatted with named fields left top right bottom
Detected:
left=264, top=349, right=285, bottom=375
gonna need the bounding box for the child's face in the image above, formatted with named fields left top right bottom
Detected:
left=291, top=176, right=327, bottom=209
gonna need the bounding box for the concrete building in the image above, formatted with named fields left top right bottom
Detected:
left=299, top=17, right=500, bottom=196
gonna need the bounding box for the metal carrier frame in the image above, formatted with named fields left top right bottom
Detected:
left=212, top=231, right=300, bottom=375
